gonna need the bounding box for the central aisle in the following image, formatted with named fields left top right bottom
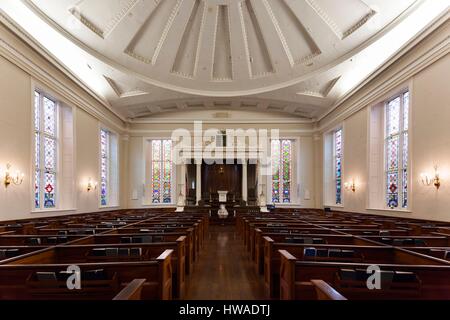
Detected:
left=185, top=225, right=267, bottom=300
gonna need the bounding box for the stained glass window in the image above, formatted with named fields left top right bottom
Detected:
left=34, top=91, right=57, bottom=209
left=385, top=91, right=409, bottom=209
left=100, top=129, right=109, bottom=206
left=271, top=139, right=292, bottom=203
left=151, top=140, right=173, bottom=203
left=335, top=129, right=343, bottom=205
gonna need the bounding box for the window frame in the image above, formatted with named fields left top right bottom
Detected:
left=384, top=89, right=410, bottom=210
left=33, top=89, right=60, bottom=211
left=269, top=138, right=294, bottom=204
left=98, top=126, right=120, bottom=208
left=149, top=139, right=175, bottom=205
left=333, top=128, right=344, bottom=206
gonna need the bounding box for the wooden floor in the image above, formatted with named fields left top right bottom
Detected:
left=185, top=224, right=267, bottom=300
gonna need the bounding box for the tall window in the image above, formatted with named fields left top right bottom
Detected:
left=151, top=140, right=173, bottom=203
left=34, top=91, right=58, bottom=209
left=100, top=128, right=119, bottom=207
left=271, top=139, right=292, bottom=203
left=334, top=129, right=343, bottom=205
left=100, top=129, right=110, bottom=206
left=385, top=91, right=409, bottom=209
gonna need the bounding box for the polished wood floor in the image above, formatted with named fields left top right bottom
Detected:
left=185, top=225, right=267, bottom=300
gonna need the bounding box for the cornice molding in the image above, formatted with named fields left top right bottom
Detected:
left=0, top=10, right=127, bottom=129
left=317, top=11, right=449, bottom=131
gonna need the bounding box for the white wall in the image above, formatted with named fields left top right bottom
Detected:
left=318, top=22, right=450, bottom=222
left=126, top=117, right=317, bottom=209
left=0, top=23, right=126, bottom=221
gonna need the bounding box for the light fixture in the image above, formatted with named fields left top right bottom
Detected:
left=421, top=166, right=440, bottom=190
left=344, top=179, right=356, bottom=192
left=3, top=163, right=24, bottom=188
left=86, top=178, right=97, bottom=192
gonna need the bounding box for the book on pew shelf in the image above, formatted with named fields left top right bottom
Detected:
left=132, top=236, right=143, bottom=243
left=414, top=239, right=427, bottom=246
left=393, top=271, right=417, bottom=283
left=105, top=248, right=119, bottom=256
left=403, top=238, right=415, bottom=245
left=141, top=236, right=153, bottom=243
left=303, top=238, right=314, bottom=244
left=328, top=249, right=342, bottom=258
left=316, top=249, right=329, bottom=257
left=36, top=272, right=58, bottom=282
left=130, top=248, right=142, bottom=256
left=47, top=237, right=58, bottom=244
left=57, top=271, right=72, bottom=281
left=381, top=238, right=393, bottom=244
left=121, top=237, right=132, bottom=243
left=153, top=236, right=164, bottom=242
left=379, top=230, right=390, bottom=236
left=139, top=229, right=151, bottom=233
left=313, top=238, right=325, bottom=244
left=118, top=248, right=130, bottom=256
left=0, top=250, right=5, bottom=259
left=57, top=236, right=68, bottom=243
left=26, top=238, right=42, bottom=245
left=355, top=269, right=369, bottom=281
left=379, top=270, right=395, bottom=285
left=58, top=230, right=68, bottom=235
left=341, top=250, right=355, bottom=258
left=92, top=248, right=107, bottom=256
left=339, top=269, right=357, bottom=281
left=83, top=269, right=108, bottom=281
left=445, top=251, right=450, bottom=260
left=5, top=249, right=20, bottom=257
left=303, top=248, right=317, bottom=257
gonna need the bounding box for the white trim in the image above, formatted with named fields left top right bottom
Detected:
left=0, top=17, right=126, bottom=132
left=30, top=208, right=77, bottom=214
left=318, top=10, right=448, bottom=124
left=366, top=208, right=412, bottom=214
left=318, top=19, right=449, bottom=132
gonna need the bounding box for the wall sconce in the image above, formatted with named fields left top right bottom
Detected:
left=86, top=178, right=97, bottom=192
left=344, top=179, right=356, bottom=192
left=421, top=166, right=441, bottom=190
left=3, top=164, right=24, bottom=188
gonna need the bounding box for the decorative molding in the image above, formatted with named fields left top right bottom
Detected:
left=318, top=13, right=449, bottom=132
left=305, top=0, right=376, bottom=40
left=68, top=0, right=139, bottom=39
left=0, top=18, right=126, bottom=133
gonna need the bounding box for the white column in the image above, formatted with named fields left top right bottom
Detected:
left=176, top=163, right=187, bottom=210
left=196, top=163, right=202, bottom=204
left=242, top=161, right=248, bottom=202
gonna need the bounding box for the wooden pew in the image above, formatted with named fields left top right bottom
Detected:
left=266, top=240, right=445, bottom=299
left=67, top=232, right=194, bottom=275
left=310, top=279, right=347, bottom=300
left=279, top=249, right=450, bottom=300
left=5, top=238, right=186, bottom=299
left=0, top=249, right=173, bottom=300
left=113, top=278, right=146, bottom=300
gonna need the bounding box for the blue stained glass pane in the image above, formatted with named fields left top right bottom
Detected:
left=335, top=129, right=343, bottom=205
left=44, top=172, right=56, bottom=208
left=35, top=170, right=40, bottom=209
left=152, top=140, right=173, bottom=203
left=100, top=129, right=109, bottom=206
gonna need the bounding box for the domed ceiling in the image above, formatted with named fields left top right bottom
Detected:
left=1, top=0, right=445, bottom=121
